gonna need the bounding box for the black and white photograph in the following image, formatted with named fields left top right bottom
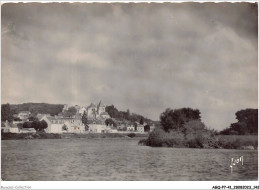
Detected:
left=1, top=1, right=258, bottom=188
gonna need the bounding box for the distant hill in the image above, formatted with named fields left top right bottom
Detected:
left=3, top=103, right=156, bottom=124
left=9, top=103, right=64, bottom=116
left=105, top=105, right=155, bottom=125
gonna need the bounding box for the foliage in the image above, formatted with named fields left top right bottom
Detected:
left=23, top=122, right=32, bottom=128
left=63, top=107, right=77, bottom=117
left=127, top=133, right=136, bottom=138
left=81, top=111, right=88, bottom=130
left=1, top=103, right=14, bottom=122
left=219, top=109, right=258, bottom=135
left=28, top=116, right=38, bottom=122
left=216, top=135, right=258, bottom=149
left=139, top=108, right=222, bottom=148
left=160, top=108, right=201, bottom=132
left=13, top=117, right=22, bottom=121
left=140, top=117, right=144, bottom=125
left=144, top=124, right=150, bottom=132
left=31, top=120, right=48, bottom=132
left=8, top=103, right=64, bottom=116
left=105, top=118, right=117, bottom=127
left=134, top=123, right=138, bottom=131
left=105, top=105, right=120, bottom=118
left=144, top=127, right=185, bottom=147
left=105, top=105, right=153, bottom=123
left=62, top=124, right=68, bottom=131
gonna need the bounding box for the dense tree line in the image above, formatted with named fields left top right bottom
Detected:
left=219, top=109, right=258, bottom=135
left=63, top=107, right=77, bottom=117
left=160, top=108, right=201, bottom=132
left=1, top=103, right=14, bottom=122
left=105, top=105, right=152, bottom=123
left=8, top=103, right=64, bottom=116
left=140, top=107, right=213, bottom=148
left=105, top=118, right=117, bottom=127
left=23, top=120, right=48, bottom=132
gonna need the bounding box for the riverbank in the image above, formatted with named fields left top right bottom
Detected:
left=139, top=134, right=258, bottom=150
left=1, top=132, right=148, bottom=140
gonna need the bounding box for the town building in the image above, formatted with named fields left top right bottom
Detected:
left=36, top=113, right=51, bottom=120
left=86, top=101, right=110, bottom=119
left=40, top=115, right=85, bottom=134
left=1, top=121, right=19, bottom=133
left=127, top=125, right=135, bottom=131
left=137, top=125, right=145, bottom=133
left=17, top=111, right=31, bottom=120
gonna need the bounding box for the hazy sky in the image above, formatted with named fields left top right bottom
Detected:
left=1, top=3, right=258, bottom=130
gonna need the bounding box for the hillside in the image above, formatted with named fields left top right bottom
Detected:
left=9, top=103, right=64, bottom=116
left=2, top=103, right=156, bottom=124
left=105, top=105, right=155, bottom=124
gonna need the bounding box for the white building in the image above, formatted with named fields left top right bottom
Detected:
left=40, top=115, right=85, bottom=134
left=86, top=101, right=110, bottom=119
left=1, top=121, right=19, bottom=133
left=137, top=125, right=145, bottom=133
left=88, top=124, right=107, bottom=133
left=17, top=111, right=31, bottom=120
left=127, top=125, right=135, bottom=132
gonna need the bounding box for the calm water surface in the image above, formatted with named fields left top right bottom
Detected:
left=1, top=138, right=258, bottom=181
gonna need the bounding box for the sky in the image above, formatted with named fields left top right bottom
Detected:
left=1, top=3, right=258, bottom=130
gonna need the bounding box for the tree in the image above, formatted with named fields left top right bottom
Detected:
left=1, top=103, right=13, bottom=122
left=144, top=124, right=150, bottom=132
left=8, top=103, right=64, bottom=116
left=81, top=111, right=89, bottom=131
left=183, top=120, right=207, bottom=136
left=28, top=116, right=38, bottom=122
left=126, top=109, right=130, bottom=120
left=140, top=117, right=144, bottom=125
left=235, top=109, right=258, bottom=134
left=134, top=123, right=138, bottom=131
left=219, top=109, right=258, bottom=135
left=62, top=124, right=68, bottom=131
left=160, top=108, right=201, bottom=132
left=14, top=117, right=22, bottom=121
left=105, top=105, right=120, bottom=118
left=105, top=118, right=117, bottom=127
left=31, top=120, right=48, bottom=132
left=63, top=107, right=77, bottom=117
left=23, top=122, right=32, bottom=128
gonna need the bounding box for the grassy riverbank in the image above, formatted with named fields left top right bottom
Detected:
left=138, top=130, right=258, bottom=150
left=1, top=132, right=148, bottom=140
left=215, top=135, right=258, bottom=149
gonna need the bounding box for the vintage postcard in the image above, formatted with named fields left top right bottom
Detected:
left=1, top=1, right=258, bottom=189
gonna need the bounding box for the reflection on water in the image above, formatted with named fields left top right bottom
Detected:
left=1, top=138, right=258, bottom=181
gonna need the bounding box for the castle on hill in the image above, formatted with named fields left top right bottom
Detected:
left=86, top=101, right=110, bottom=119
left=62, top=100, right=110, bottom=120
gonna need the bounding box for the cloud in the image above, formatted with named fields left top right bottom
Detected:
left=1, top=3, right=258, bottom=131
left=57, top=47, right=109, bottom=69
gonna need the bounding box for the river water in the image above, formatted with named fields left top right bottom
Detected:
left=1, top=138, right=258, bottom=181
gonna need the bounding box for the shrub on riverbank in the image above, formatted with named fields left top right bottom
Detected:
left=127, top=133, right=136, bottom=138
left=139, top=122, right=215, bottom=148
left=139, top=107, right=258, bottom=150
left=139, top=130, right=258, bottom=149
left=216, top=135, right=258, bottom=149
left=140, top=128, right=185, bottom=147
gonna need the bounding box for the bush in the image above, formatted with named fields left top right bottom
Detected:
left=138, top=139, right=147, bottom=145
left=127, top=133, right=136, bottom=138
left=141, top=120, right=220, bottom=149
left=216, top=135, right=258, bottom=149
left=142, top=128, right=185, bottom=147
